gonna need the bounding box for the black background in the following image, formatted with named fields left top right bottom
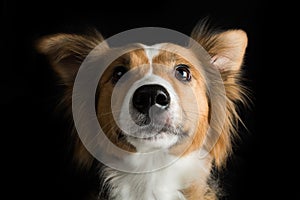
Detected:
left=2, top=0, right=269, bottom=199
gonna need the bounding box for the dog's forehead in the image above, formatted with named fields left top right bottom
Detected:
left=140, top=44, right=164, bottom=63
left=129, top=43, right=186, bottom=67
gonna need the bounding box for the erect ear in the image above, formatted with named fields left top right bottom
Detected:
left=36, top=31, right=104, bottom=85
left=191, top=26, right=248, bottom=73
left=209, top=30, right=248, bottom=72
left=191, top=24, right=248, bottom=167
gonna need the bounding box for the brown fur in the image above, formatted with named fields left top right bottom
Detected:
left=96, top=49, right=150, bottom=155
left=36, top=31, right=105, bottom=168
left=182, top=182, right=217, bottom=200
left=191, top=23, right=248, bottom=168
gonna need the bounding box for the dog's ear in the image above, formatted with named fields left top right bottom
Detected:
left=191, top=25, right=247, bottom=73
left=35, top=31, right=104, bottom=85
left=36, top=31, right=105, bottom=169
left=192, top=23, right=248, bottom=167
left=210, top=30, right=247, bottom=73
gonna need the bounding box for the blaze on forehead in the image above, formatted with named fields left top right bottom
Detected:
left=127, top=44, right=203, bottom=69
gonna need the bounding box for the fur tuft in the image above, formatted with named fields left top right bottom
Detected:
left=191, top=20, right=248, bottom=168
left=36, top=30, right=104, bottom=170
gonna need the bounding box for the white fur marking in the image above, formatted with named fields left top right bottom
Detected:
left=142, top=44, right=162, bottom=75
left=103, top=151, right=212, bottom=200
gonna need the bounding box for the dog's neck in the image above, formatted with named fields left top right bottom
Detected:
left=98, top=151, right=213, bottom=200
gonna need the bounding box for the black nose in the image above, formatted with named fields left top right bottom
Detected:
left=132, top=84, right=170, bottom=114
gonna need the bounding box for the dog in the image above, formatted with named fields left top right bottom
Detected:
left=36, top=21, right=248, bottom=200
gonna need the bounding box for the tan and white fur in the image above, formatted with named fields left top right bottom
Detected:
left=36, top=21, right=248, bottom=200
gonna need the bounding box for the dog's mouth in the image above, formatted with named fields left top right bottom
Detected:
left=118, top=124, right=188, bottom=151
left=129, top=125, right=184, bottom=139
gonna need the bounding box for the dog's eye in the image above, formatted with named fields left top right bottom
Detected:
left=175, top=64, right=191, bottom=82
left=112, top=66, right=128, bottom=84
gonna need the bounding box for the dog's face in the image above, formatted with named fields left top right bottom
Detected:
left=36, top=24, right=247, bottom=168
left=97, top=45, right=209, bottom=153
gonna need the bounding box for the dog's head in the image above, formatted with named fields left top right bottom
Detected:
left=36, top=22, right=247, bottom=169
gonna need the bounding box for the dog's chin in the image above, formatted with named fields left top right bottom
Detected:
left=126, top=132, right=179, bottom=152
left=122, top=123, right=187, bottom=152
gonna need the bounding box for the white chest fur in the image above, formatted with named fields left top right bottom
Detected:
left=101, top=151, right=212, bottom=200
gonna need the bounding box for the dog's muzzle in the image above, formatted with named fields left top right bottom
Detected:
left=131, top=84, right=170, bottom=125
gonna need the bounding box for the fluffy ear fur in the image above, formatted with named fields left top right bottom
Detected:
left=35, top=31, right=104, bottom=169
left=36, top=31, right=104, bottom=85
left=191, top=22, right=248, bottom=167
